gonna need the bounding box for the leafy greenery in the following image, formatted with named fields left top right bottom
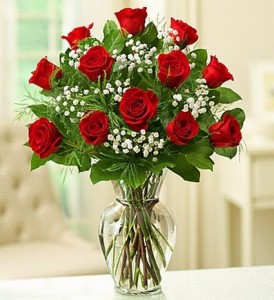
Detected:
left=215, top=147, right=237, bottom=159
left=216, top=87, right=242, bottom=104
left=169, top=155, right=200, bottom=182
left=103, top=27, right=126, bottom=54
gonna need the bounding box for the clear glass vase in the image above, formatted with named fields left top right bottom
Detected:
left=98, top=172, right=176, bottom=295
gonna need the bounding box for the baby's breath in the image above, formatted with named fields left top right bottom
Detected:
left=106, top=128, right=164, bottom=160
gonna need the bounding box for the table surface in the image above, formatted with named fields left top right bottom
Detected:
left=0, top=266, right=274, bottom=300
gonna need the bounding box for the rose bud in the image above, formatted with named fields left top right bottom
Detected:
left=119, top=88, right=158, bottom=131
left=78, top=46, right=114, bottom=82
left=209, top=114, right=242, bottom=148
left=28, top=118, right=62, bottom=159
left=115, top=7, right=147, bottom=36
left=79, top=111, right=109, bottom=145
left=202, top=56, right=234, bottom=88
left=166, top=111, right=199, bottom=145
left=158, top=50, right=190, bottom=89
left=61, top=23, right=93, bottom=50
left=170, top=18, right=198, bottom=48
left=29, top=57, right=62, bottom=91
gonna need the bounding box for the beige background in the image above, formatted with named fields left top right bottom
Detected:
left=1, top=0, right=274, bottom=273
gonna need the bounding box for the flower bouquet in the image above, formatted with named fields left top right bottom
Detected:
left=21, top=7, right=244, bottom=295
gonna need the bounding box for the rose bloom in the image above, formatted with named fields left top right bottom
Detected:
left=202, top=56, right=234, bottom=88
left=28, top=118, right=62, bottom=159
left=158, top=50, right=190, bottom=89
left=115, top=7, right=147, bottom=36
left=170, top=18, right=198, bottom=47
left=78, top=46, right=114, bottom=82
left=119, top=88, right=158, bottom=131
left=79, top=111, right=109, bottom=145
left=29, top=57, right=62, bottom=91
left=166, top=111, right=199, bottom=145
left=209, top=114, right=242, bottom=148
left=61, top=23, right=93, bottom=49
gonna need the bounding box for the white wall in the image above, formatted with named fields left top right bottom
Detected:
left=198, top=0, right=274, bottom=115
left=197, top=0, right=274, bottom=268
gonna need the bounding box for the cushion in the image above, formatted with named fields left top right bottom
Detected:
left=0, top=240, right=107, bottom=279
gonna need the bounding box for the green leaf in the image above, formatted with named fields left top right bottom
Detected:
left=216, top=87, right=242, bottom=104
left=148, top=155, right=176, bottom=174
left=50, top=117, right=69, bottom=137
left=159, top=110, right=172, bottom=129
left=169, top=155, right=200, bottom=182
left=208, top=89, right=220, bottom=104
left=140, top=22, right=158, bottom=45
left=31, top=153, right=51, bottom=170
left=223, top=108, right=245, bottom=128
left=103, top=30, right=125, bottom=54
left=103, top=20, right=118, bottom=37
left=50, top=149, right=91, bottom=172
left=78, top=37, right=101, bottom=49
left=215, top=147, right=237, bottom=159
left=28, top=104, right=49, bottom=118
left=90, top=159, right=122, bottom=184
left=121, top=161, right=148, bottom=188
left=76, top=153, right=91, bottom=172
left=180, top=139, right=214, bottom=157
left=188, top=49, right=208, bottom=71
left=186, top=153, right=214, bottom=171
left=197, top=113, right=216, bottom=131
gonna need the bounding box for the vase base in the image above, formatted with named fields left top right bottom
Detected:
left=115, top=285, right=162, bottom=297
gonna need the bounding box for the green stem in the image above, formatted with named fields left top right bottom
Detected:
left=138, top=229, right=148, bottom=288
left=125, top=240, right=133, bottom=288
left=135, top=208, right=162, bottom=284
left=152, top=223, right=174, bottom=252
left=112, top=235, right=117, bottom=272
left=143, top=208, right=167, bottom=267
left=115, top=214, right=137, bottom=276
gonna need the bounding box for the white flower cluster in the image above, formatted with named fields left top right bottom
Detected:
left=170, top=79, right=216, bottom=119
left=189, top=52, right=197, bottom=69
left=104, top=129, right=164, bottom=161
left=94, top=78, right=130, bottom=102
left=113, top=36, right=157, bottom=74
left=54, top=85, right=89, bottom=118
left=180, top=79, right=215, bottom=118
left=156, top=27, right=181, bottom=52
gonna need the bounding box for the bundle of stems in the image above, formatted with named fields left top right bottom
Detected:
left=100, top=173, right=173, bottom=291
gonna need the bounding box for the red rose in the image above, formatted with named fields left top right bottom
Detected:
left=78, top=46, right=114, bottom=82
left=158, top=50, right=190, bottom=89
left=170, top=18, right=198, bottom=47
left=119, top=88, right=158, bottom=131
left=79, top=111, right=109, bottom=145
left=209, top=114, right=242, bottom=148
left=29, top=57, right=62, bottom=91
left=28, top=118, right=62, bottom=159
left=115, top=7, right=147, bottom=36
left=61, top=23, right=93, bottom=49
left=166, top=111, right=199, bottom=145
left=202, top=56, right=234, bottom=88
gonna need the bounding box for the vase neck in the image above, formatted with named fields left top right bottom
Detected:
left=112, top=172, right=166, bottom=205
left=116, top=197, right=159, bottom=207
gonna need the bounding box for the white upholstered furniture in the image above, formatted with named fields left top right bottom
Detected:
left=0, top=123, right=107, bottom=279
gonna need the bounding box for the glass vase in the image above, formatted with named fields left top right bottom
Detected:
left=98, top=172, right=176, bottom=295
